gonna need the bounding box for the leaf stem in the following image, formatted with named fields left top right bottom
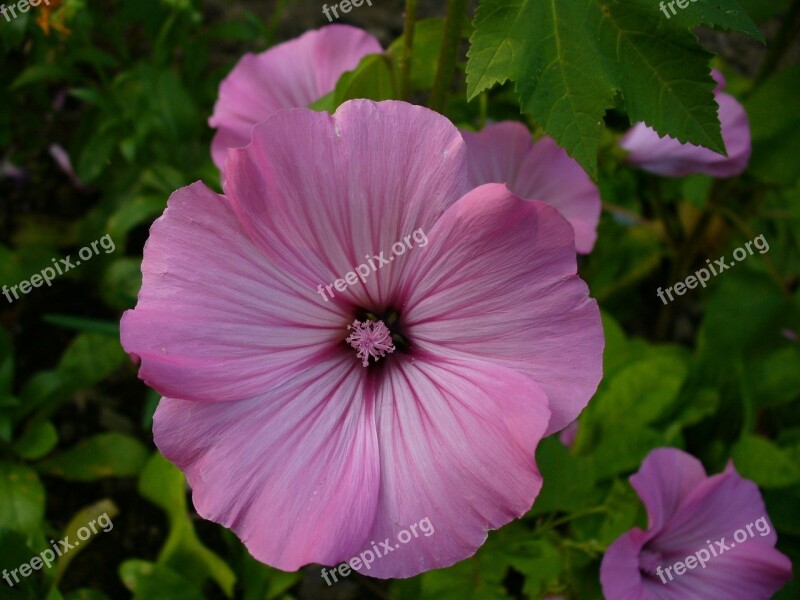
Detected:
left=399, top=0, right=418, bottom=100
left=429, top=0, right=468, bottom=113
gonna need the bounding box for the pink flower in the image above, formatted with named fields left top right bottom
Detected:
left=461, top=122, right=601, bottom=254
left=601, top=448, right=792, bottom=599
left=208, top=24, right=381, bottom=169
left=620, top=71, right=752, bottom=178
left=121, top=100, right=603, bottom=577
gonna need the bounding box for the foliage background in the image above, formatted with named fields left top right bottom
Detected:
left=0, top=0, right=798, bottom=598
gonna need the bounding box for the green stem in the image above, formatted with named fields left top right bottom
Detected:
left=429, top=0, right=469, bottom=113
left=399, top=0, right=418, bottom=100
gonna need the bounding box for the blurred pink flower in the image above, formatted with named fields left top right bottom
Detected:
left=209, top=24, right=382, bottom=169
left=601, top=448, right=792, bottom=599
left=620, top=71, right=751, bottom=178
left=121, top=100, right=603, bottom=577
left=462, top=123, right=601, bottom=253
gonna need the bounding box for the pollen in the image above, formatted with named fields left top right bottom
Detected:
left=346, top=319, right=396, bottom=367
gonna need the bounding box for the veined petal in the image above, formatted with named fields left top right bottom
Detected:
left=121, top=182, right=347, bottom=402
left=360, top=357, right=551, bottom=578
left=153, top=356, right=380, bottom=571
left=401, top=183, right=603, bottom=434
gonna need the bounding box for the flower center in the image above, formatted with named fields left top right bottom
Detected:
left=638, top=549, right=664, bottom=576
left=346, top=319, right=396, bottom=367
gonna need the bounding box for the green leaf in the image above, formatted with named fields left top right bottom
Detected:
left=333, top=53, right=396, bottom=106
left=100, top=259, right=143, bottom=310
left=13, top=421, right=59, bottom=461
left=731, top=435, right=800, bottom=488
left=57, top=333, right=127, bottom=392
left=0, top=462, right=46, bottom=536
left=632, top=0, right=763, bottom=42
left=467, top=0, right=727, bottom=176
left=0, top=529, right=42, bottom=600
left=532, top=437, right=600, bottom=515
left=119, top=560, right=204, bottom=600
left=42, top=315, right=120, bottom=336
left=139, top=453, right=236, bottom=597
left=388, top=18, right=446, bottom=91
left=37, top=433, right=149, bottom=481
left=53, top=500, right=119, bottom=583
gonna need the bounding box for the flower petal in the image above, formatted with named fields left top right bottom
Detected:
left=209, top=25, right=382, bottom=168
left=463, top=122, right=600, bottom=253
left=360, top=356, right=551, bottom=578
left=121, top=182, right=347, bottom=403
left=224, top=100, right=469, bottom=308
left=655, top=462, right=778, bottom=551
left=648, top=541, right=792, bottom=600
left=630, top=448, right=708, bottom=534
left=601, top=529, right=659, bottom=600
left=153, top=356, right=380, bottom=571
left=401, top=183, right=603, bottom=434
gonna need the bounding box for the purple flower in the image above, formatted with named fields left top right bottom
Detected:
left=620, top=71, right=752, bottom=178
left=601, top=448, right=792, bottom=599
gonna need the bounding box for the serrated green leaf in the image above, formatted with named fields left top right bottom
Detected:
left=467, top=0, right=727, bottom=176
left=631, top=0, right=763, bottom=42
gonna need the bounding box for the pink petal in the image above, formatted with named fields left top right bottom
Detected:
left=463, top=122, right=601, bottom=253
left=361, top=356, right=551, bottom=577
left=600, top=528, right=656, bottom=600
left=153, top=356, right=381, bottom=571
left=401, top=183, right=603, bottom=434
left=121, top=182, right=348, bottom=403
left=620, top=73, right=752, bottom=178
left=223, top=100, right=468, bottom=308
left=630, top=448, right=708, bottom=534
left=651, top=541, right=792, bottom=599
left=209, top=25, right=382, bottom=168
left=655, top=463, right=778, bottom=551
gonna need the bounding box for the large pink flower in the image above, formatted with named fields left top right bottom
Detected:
left=601, top=448, right=792, bottom=599
left=619, top=71, right=752, bottom=178
left=461, top=122, right=601, bottom=254
left=121, top=100, right=603, bottom=577
left=209, top=24, right=381, bottom=169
